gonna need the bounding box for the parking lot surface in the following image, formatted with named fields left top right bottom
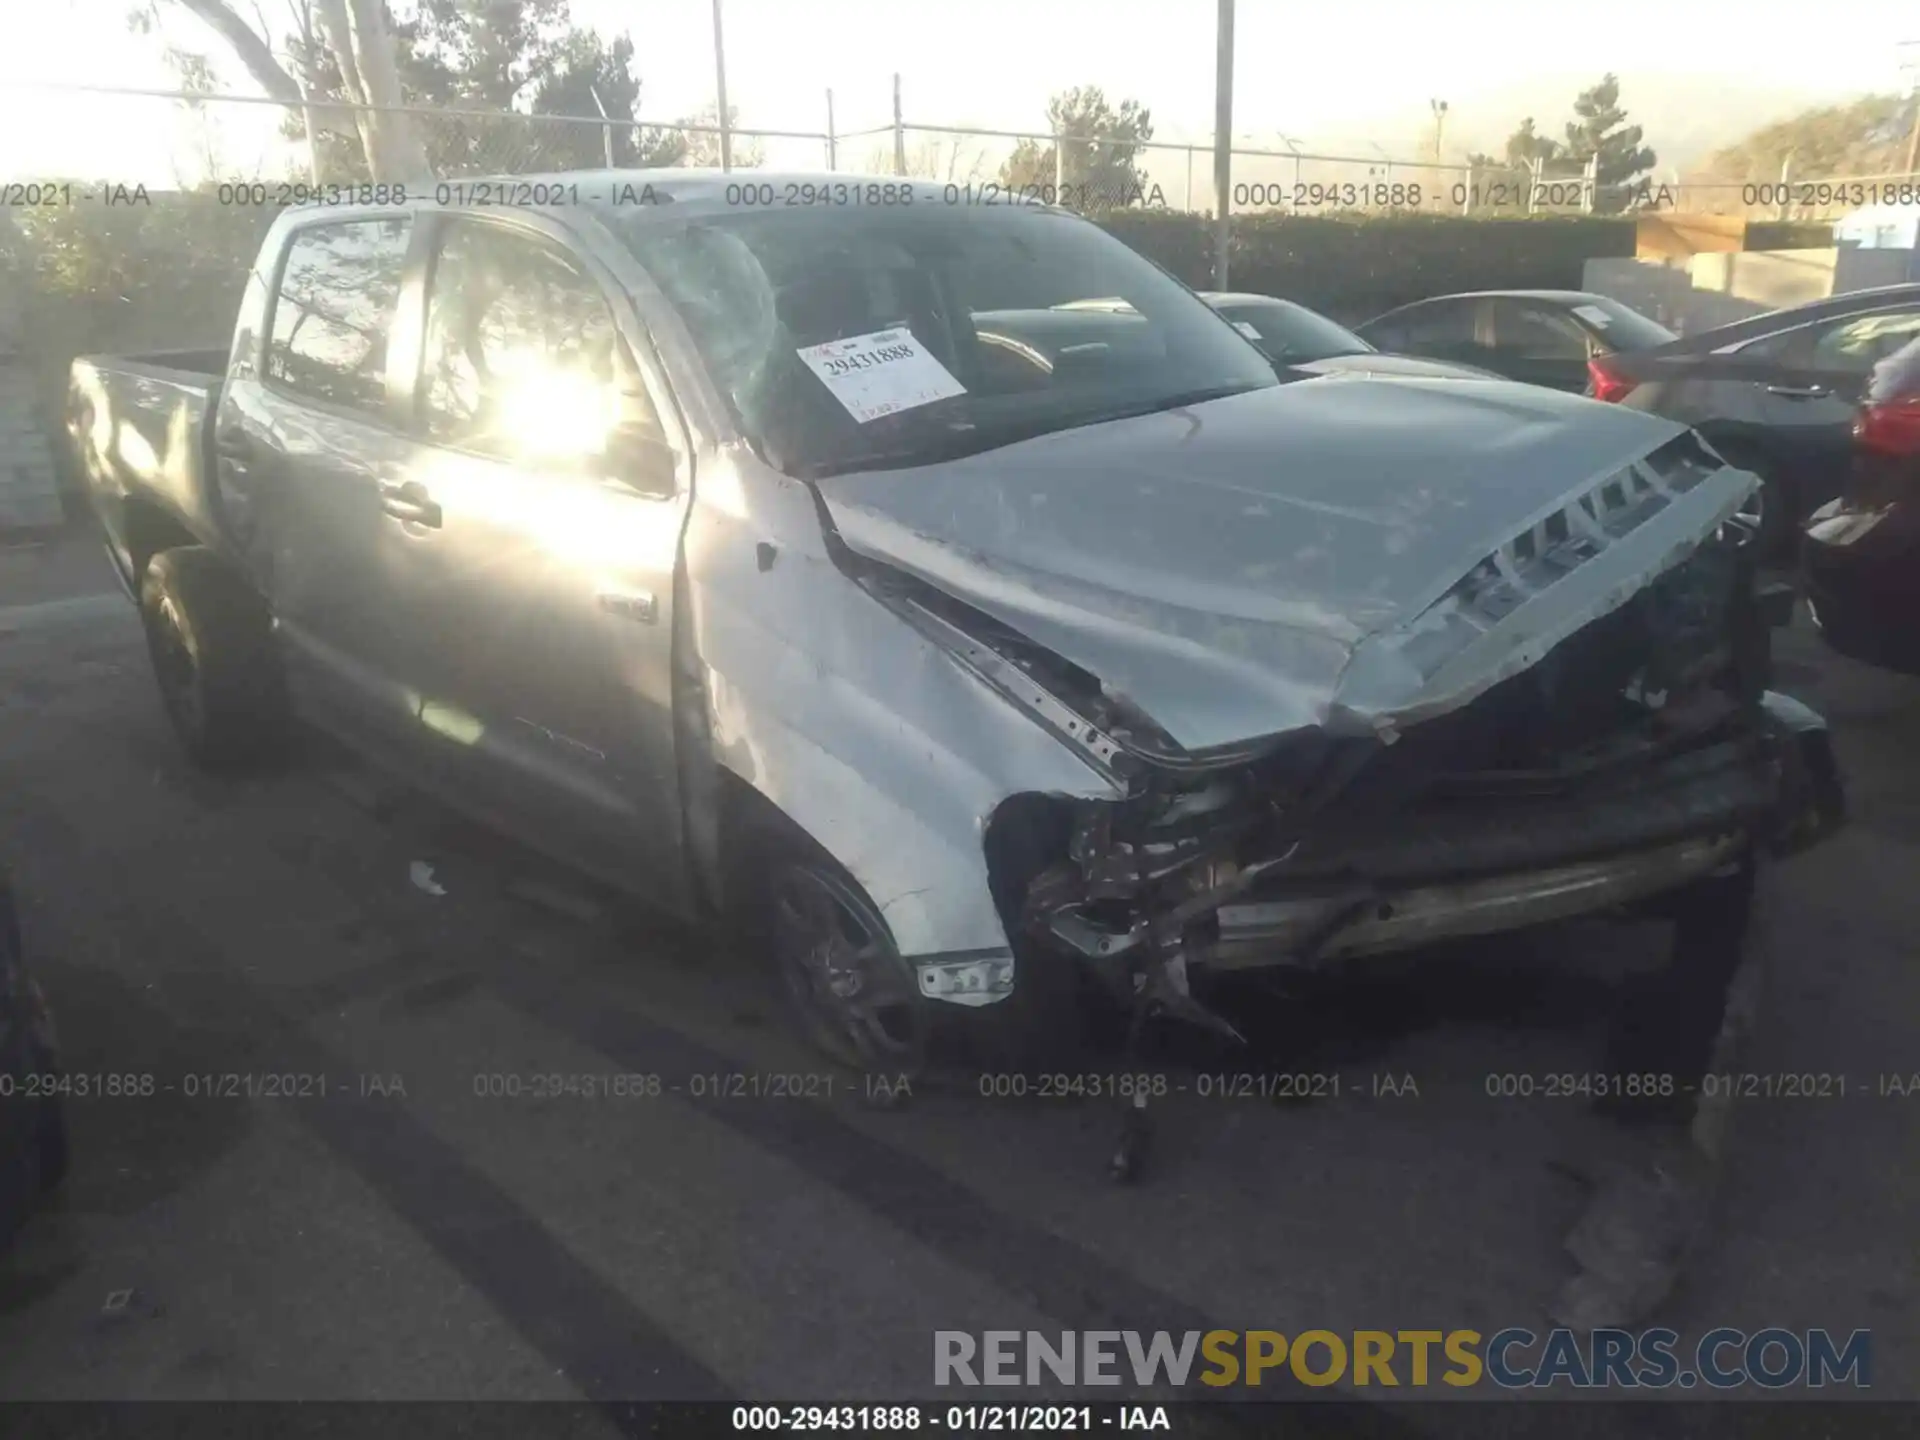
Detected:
left=0, top=529, right=1915, bottom=1418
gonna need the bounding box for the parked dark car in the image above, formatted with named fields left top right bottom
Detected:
left=1199, top=292, right=1502, bottom=380
left=1802, top=331, right=1920, bottom=674
left=1354, top=290, right=1677, bottom=392
left=1590, top=284, right=1920, bottom=556
left=0, top=865, right=66, bottom=1248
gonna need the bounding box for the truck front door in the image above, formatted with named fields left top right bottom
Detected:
left=384, top=212, right=694, bottom=910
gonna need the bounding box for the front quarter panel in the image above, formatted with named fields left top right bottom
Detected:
left=681, top=453, right=1123, bottom=1004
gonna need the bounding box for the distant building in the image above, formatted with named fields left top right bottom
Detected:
left=1834, top=202, right=1920, bottom=251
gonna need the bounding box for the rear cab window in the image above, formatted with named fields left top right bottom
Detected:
left=1381, top=301, right=1479, bottom=355
left=1489, top=300, right=1592, bottom=361
left=265, top=217, right=412, bottom=416
left=1565, top=298, right=1676, bottom=353
left=1215, top=301, right=1371, bottom=363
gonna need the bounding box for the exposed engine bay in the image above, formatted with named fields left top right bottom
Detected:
left=841, top=443, right=1836, bottom=1040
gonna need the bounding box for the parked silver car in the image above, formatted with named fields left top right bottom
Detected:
left=69, top=172, right=1843, bottom=1073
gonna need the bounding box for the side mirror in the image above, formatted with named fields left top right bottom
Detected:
left=601, top=421, right=678, bottom=498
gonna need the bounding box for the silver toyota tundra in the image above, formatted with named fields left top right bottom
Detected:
left=68, top=172, right=1844, bottom=1074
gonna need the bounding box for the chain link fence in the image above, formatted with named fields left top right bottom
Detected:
left=24, top=83, right=1916, bottom=224
left=0, top=83, right=1610, bottom=216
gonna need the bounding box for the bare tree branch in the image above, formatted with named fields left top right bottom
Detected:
left=167, top=0, right=303, bottom=105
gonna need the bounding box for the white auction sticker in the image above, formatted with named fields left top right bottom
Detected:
left=1231, top=320, right=1263, bottom=340
left=1571, top=304, right=1613, bottom=327
left=796, top=328, right=967, bottom=424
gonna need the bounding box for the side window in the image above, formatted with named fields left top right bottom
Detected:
left=266, top=218, right=412, bottom=415
left=1490, top=301, right=1591, bottom=361
left=419, top=221, right=661, bottom=469
left=1730, top=327, right=1806, bottom=364
left=1809, top=309, right=1920, bottom=374
left=1362, top=318, right=1407, bottom=350
left=1394, top=303, right=1477, bottom=353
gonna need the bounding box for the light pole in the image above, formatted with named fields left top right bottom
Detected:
left=1430, top=98, right=1448, bottom=165
left=1213, top=0, right=1234, bottom=289
left=711, top=0, right=732, bottom=171
left=1277, top=131, right=1303, bottom=196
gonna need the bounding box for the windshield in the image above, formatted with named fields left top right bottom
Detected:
left=611, top=204, right=1278, bottom=478
left=1212, top=299, right=1373, bottom=363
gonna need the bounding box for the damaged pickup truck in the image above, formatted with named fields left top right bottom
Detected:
left=69, top=172, right=1844, bottom=1079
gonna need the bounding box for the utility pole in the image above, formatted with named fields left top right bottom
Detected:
left=1901, top=42, right=1920, bottom=177
left=711, top=0, right=732, bottom=171
left=1430, top=98, right=1448, bottom=165
left=892, top=73, right=907, bottom=176
left=1212, top=0, right=1234, bottom=289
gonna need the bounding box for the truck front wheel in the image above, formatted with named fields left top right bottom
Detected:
left=138, top=547, right=288, bottom=772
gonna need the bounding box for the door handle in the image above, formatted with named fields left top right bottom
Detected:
left=378, top=478, right=442, bottom=529
left=1765, top=383, right=1830, bottom=398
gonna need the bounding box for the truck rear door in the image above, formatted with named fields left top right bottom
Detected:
left=216, top=214, right=428, bottom=748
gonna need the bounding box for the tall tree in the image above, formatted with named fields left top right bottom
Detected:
left=1561, top=74, right=1656, bottom=213
left=999, top=86, right=1154, bottom=208
left=527, top=31, right=686, bottom=169
left=1503, top=117, right=1561, bottom=168
left=153, top=0, right=430, bottom=180
left=146, top=0, right=672, bottom=180
left=1696, top=93, right=1915, bottom=189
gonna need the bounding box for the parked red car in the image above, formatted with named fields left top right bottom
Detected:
left=1802, top=333, right=1920, bottom=674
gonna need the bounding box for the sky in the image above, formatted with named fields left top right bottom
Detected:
left=1, top=0, right=1916, bottom=183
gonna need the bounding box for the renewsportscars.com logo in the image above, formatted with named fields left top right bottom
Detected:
left=933, top=1328, right=1872, bottom=1390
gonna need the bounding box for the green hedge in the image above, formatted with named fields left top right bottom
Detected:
left=2, top=195, right=274, bottom=491
left=1100, top=211, right=1639, bottom=324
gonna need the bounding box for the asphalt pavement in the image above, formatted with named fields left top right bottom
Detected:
left=0, top=526, right=1914, bottom=1420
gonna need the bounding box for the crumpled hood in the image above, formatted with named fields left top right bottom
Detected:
left=818, top=378, right=1726, bottom=753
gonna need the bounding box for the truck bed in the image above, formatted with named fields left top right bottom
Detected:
left=101, top=349, right=229, bottom=381
left=67, top=351, right=227, bottom=593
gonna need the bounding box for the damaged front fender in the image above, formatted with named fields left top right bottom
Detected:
left=679, top=455, right=1123, bottom=1006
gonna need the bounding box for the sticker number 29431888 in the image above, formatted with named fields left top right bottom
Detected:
left=795, top=328, right=967, bottom=424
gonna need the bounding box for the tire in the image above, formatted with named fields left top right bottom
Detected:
left=1713, top=442, right=1793, bottom=560
left=1599, top=858, right=1757, bottom=1121
left=138, top=547, right=288, bottom=772
left=729, top=823, right=932, bottom=1075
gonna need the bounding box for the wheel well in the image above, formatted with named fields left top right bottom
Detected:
left=122, top=497, right=199, bottom=588
left=713, top=768, right=821, bottom=886
left=707, top=768, right=912, bottom=941
left=1698, top=428, right=1772, bottom=473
